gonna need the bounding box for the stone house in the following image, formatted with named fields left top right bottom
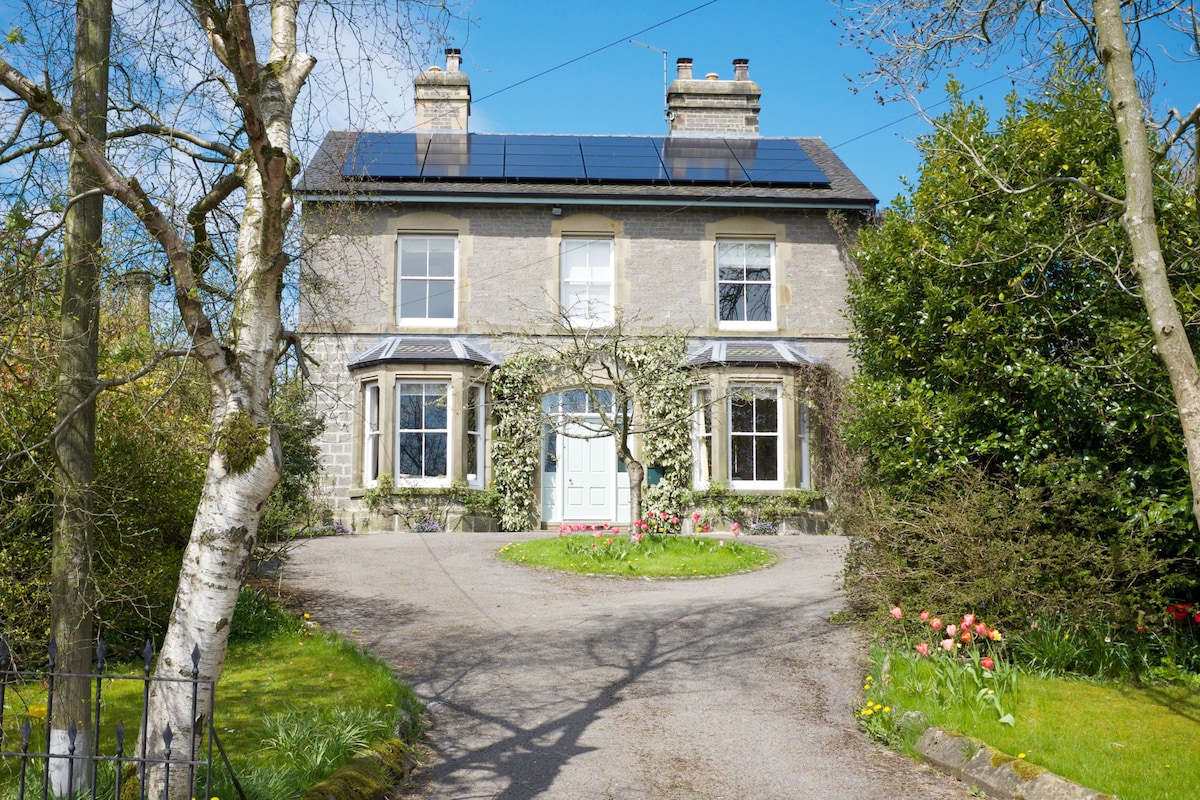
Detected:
left=298, top=50, right=875, bottom=530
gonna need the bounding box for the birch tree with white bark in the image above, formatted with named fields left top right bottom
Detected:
left=0, top=0, right=451, bottom=795
left=835, top=0, right=1200, bottom=531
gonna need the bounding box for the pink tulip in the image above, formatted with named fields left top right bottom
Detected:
left=719, top=540, right=725, bottom=546
left=930, top=617, right=943, bottom=631
left=963, top=613, right=976, bottom=627
left=940, top=639, right=955, bottom=652
left=890, top=606, right=903, bottom=620
left=692, top=512, right=702, bottom=523
left=919, top=610, right=930, bottom=622
left=916, top=642, right=930, bottom=656
left=946, top=624, right=957, bottom=637
left=670, top=516, right=679, bottom=524
left=974, top=623, right=988, bottom=637
left=732, top=522, right=741, bottom=534
left=632, top=532, right=642, bottom=542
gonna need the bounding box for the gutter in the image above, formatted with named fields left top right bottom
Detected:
left=295, top=191, right=877, bottom=212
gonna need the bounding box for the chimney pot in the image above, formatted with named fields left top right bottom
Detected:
left=445, top=48, right=461, bottom=72
left=733, top=58, right=749, bottom=81
left=705, top=73, right=719, bottom=81
left=676, top=57, right=693, bottom=80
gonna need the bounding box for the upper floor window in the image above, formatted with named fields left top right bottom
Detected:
left=729, top=385, right=780, bottom=487
left=397, top=236, right=457, bottom=324
left=560, top=238, right=613, bottom=325
left=717, top=240, right=774, bottom=329
left=396, top=381, right=448, bottom=482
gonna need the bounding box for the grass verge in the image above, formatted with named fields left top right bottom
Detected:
left=861, top=648, right=1200, bottom=800
left=1, top=588, right=420, bottom=800
left=498, top=534, right=776, bottom=577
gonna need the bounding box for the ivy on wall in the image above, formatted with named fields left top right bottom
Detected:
left=619, top=338, right=695, bottom=512
left=489, top=351, right=545, bottom=531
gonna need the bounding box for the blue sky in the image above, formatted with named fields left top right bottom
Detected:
left=425, top=0, right=1196, bottom=206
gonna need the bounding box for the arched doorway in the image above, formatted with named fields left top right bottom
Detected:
left=540, top=389, right=631, bottom=524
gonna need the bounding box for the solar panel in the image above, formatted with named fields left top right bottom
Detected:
left=731, top=139, right=829, bottom=186
left=340, top=133, right=829, bottom=186
left=660, top=139, right=748, bottom=183
left=343, top=133, right=424, bottom=178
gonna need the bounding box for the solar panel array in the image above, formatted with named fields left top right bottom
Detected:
left=342, top=133, right=829, bottom=187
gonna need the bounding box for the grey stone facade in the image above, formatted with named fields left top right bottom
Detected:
left=298, top=51, right=876, bottom=527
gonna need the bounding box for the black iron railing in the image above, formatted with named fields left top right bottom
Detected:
left=0, top=637, right=215, bottom=800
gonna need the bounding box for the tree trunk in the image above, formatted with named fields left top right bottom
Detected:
left=49, top=0, right=111, bottom=792
left=140, top=421, right=279, bottom=798
left=626, top=457, right=645, bottom=527
left=1093, top=0, right=1200, bottom=534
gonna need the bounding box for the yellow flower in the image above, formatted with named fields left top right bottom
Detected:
left=303, top=613, right=311, bottom=619
left=883, top=706, right=891, bottom=713
left=1018, top=753, right=1026, bottom=759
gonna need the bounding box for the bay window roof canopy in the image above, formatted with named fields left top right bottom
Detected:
left=348, top=336, right=499, bottom=370
left=686, top=339, right=818, bottom=367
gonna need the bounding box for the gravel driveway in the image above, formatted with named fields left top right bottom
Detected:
left=283, top=531, right=970, bottom=799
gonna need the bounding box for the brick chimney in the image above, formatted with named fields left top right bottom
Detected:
left=667, top=58, right=761, bottom=137
left=413, top=48, right=471, bottom=132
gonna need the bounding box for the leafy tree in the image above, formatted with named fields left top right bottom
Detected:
left=836, top=0, right=1200, bottom=535
left=844, top=59, right=1198, bottom=613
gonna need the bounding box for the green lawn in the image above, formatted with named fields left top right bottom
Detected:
left=864, top=650, right=1200, bottom=800
left=498, top=533, right=776, bottom=577
left=2, top=591, right=419, bottom=800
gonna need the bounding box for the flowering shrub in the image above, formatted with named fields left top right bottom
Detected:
left=412, top=519, right=442, bottom=533
left=297, top=522, right=350, bottom=537
left=748, top=520, right=778, bottom=535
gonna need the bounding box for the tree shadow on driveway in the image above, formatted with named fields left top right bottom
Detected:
left=385, top=596, right=851, bottom=799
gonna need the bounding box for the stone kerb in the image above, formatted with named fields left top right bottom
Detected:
left=916, top=728, right=1114, bottom=800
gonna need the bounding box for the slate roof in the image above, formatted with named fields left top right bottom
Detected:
left=299, top=131, right=876, bottom=207
left=686, top=339, right=819, bottom=367
left=348, top=336, right=500, bottom=369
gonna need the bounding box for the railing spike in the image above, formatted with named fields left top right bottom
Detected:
left=162, top=724, right=173, bottom=748
left=115, top=720, right=125, bottom=749
left=191, top=644, right=201, bottom=672
left=96, top=638, right=107, bottom=670
left=47, top=638, right=58, bottom=669
left=20, top=718, right=30, bottom=745
left=143, top=640, right=154, bottom=672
